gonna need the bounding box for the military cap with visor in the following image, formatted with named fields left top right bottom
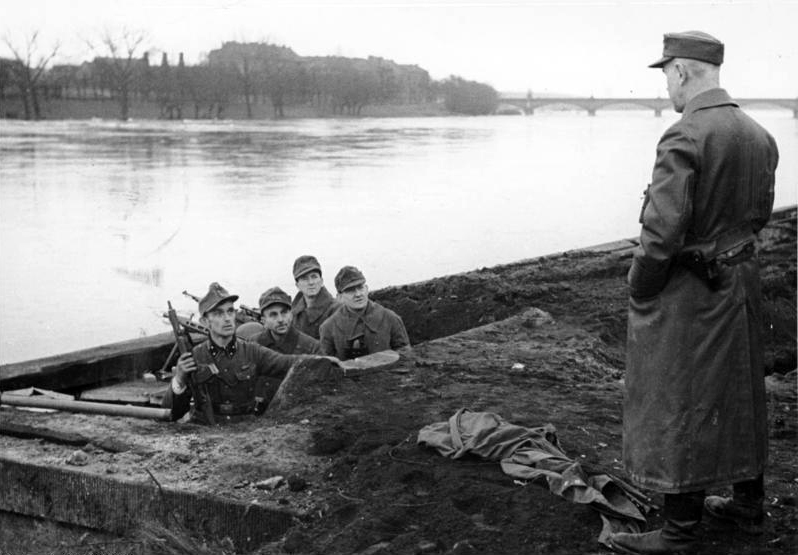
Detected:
left=198, top=282, right=239, bottom=315
left=258, top=286, right=293, bottom=313
left=649, top=30, right=724, bottom=68
left=335, top=265, right=366, bottom=293
left=293, top=255, right=322, bottom=280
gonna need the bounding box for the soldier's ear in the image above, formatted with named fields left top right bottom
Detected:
left=675, top=62, right=687, bottom=84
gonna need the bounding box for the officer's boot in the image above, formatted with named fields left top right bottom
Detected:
left=609, top=492, right=703, bottom=555
left=704, top=475, right=764, bottom=535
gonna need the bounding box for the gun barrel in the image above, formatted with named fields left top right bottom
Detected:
left=164, top=302, right=216, bottom=424
left=166, top=302, right=196, bottom=355
left=163, top=312, right=210, bottom=336
left=182, top=290, right=201, bottom=303
left=1, top=394, right=172, bottom=420
left=240, top=304, right=261, bottom=319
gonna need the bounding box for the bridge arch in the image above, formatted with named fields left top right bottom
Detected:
left=499, top=96, right=797, bottom=118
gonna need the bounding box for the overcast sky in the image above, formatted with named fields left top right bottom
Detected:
left=2, top=0, right=797, bottom=97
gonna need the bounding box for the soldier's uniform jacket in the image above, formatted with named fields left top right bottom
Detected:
left=252, top=327, right=320, bottom=406
left=625, top=88, right=778, bottom=492
left=291, top=286, right=341, bottom=339
left=254, top=326, right=320, bottom=355
left=163, top=337, right=299, bottom=423
left=319, top=300, right=410, bottom=361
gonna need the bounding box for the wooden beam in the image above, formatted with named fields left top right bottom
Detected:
left=0, top=333, right=174, bottom=391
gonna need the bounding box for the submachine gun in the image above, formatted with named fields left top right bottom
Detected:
left=238, top=304, right=261, bottom=321
left=183, top=290, right=260, bottom=322
left=164, top=301, right=216, bottom=425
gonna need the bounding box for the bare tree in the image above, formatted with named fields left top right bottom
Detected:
left=2, top=31, right=59, bottom=119
left=86, top=28, right=148, bottom=120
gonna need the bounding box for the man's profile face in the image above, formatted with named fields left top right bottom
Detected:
left=261, top=304, right=293, bottom=336
left=340, top=283, right=369, bottom=310
left=296, top=271, right=323, bottom=298
left=201, top=301, right=237, bottom=340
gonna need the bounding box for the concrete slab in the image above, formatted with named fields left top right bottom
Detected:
left=0, top=406, right=329, bottom=551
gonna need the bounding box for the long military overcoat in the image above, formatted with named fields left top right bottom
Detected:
left=318, top=300, right=410, bottom=361
left=624, top=88, right=778, bottom=493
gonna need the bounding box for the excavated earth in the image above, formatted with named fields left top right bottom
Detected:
left=1, top=208, right=795, bottom=555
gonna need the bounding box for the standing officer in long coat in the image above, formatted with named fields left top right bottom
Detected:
left=609, top=31, right=779, bottom=555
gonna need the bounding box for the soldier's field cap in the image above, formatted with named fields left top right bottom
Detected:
left=335, top=266, right=366, bottom=293
left=199, top=282, right=239, bottom=315
left=649, top=31, right=724, bottom=68
left=259, top=286, right=292, bottom=312
left=293, top=255, right=322, bottom=280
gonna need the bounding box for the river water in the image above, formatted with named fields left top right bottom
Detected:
left=1, top=110, right=795, bottom=364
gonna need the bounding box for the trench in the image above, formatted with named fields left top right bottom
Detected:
left=0, top=207, right=795, bottom=553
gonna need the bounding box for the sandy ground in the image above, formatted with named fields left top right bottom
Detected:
left=0, top=209, right=795, bottom=555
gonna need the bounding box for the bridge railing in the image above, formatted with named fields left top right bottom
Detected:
left=499, top=97, right=798, bottom=117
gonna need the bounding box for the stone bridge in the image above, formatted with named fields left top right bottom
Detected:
left=500, top=96, right=798, bottom=117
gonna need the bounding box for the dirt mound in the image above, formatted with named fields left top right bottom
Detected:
left=374, top=208, right=796, bottom=375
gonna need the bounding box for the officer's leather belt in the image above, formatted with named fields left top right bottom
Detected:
left=678, top=240, right=755, bottom=283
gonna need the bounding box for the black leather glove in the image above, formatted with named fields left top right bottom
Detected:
left=628, top=254, right=672, bottom=300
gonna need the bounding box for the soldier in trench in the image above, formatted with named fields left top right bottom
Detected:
left=319, top=266, right=411, bottom=361
left=162, top=282, right=338, bottom=423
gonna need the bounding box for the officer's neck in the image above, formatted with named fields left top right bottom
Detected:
left=209, top=331, right=235, bottom=347
left=683, top=79, right=720, bottom=106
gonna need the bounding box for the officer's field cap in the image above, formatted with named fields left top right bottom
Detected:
left=335, top=266, right=366, bottom=293
left=293, top=255, right=322, bottom=280
left=199, top=282, right=239, bottom=315
left=649, top=31, right=724, bottom=68
left=259, top=286, right=292, bottom=312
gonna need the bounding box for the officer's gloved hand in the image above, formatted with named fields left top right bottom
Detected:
left=628, top=253, right=671, bottom=300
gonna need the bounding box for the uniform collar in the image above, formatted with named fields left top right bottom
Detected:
left=683, top=88, right=737, bottom=117
left=208, top=336, right=238, bottom=358
left=341, top=301, right=384, bottom=332
left=293, top=286, right=335, bottom=317
left=263, top=327, right=297, bottom=350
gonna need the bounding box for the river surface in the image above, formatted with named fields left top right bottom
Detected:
left=1, top=110, right=795, bottom=364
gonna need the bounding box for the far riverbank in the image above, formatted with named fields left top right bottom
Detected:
left=0, top=97, right=450, bottom=120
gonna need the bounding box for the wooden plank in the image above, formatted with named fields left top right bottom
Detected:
left=0, top=422, right=146, bottom=453
left=0, top=332, right=175, bottom=391
left=0, top=421, right=89, bottom=446
left=0, top=332, right=174, bottom=379
left=3, top=387, right=74, bottom=400
left=79, top=380, right=169, bottom=405
left=340, top=350, right=401, bottom=377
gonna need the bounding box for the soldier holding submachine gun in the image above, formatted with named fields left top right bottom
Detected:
left=162, top=282, right=340, bottom=424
